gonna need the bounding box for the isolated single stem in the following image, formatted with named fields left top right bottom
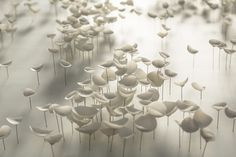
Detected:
left=89, top=134, right=91, bottom=151
left=217, top=111, right=220, bottom=130
left=52, top=54, right=56, bottom=75
left=139, top=132, right=143, bottom=151
left=110, top=130, right=115, bottom=152
left=29, top=97, right=32, bottom=109
left=2, top=138, right=6, bottom=150
left=122, top=139, right=126, bottom=157
left=178, top=127, right=181, bottom=149
left=218, top=49, right=221, bottom=71
left=44, top=112, right=48, bottom=128
left=162, top=81, right=164, bottom=100
left=55, top=114, right=60, bottom=133
left=6, top=67, right=9, bottom=78
left=188, top=133, right=192, bottom=152
left=16, top=125, right=19, bottom=144
left=36, top=72, right=40, bottom=85
left=202, top=142, right=208, bottom=157
left=232, top=119, right=235, bottom=132
left=64, top=68, right=67, bottom=86
left=212, top=47, right=215, bottom=70
left=60, top=117, right=64, bottom=140
left=51, top=145, right=54, bottom=157
left=169, top=78, right=171, bottom=95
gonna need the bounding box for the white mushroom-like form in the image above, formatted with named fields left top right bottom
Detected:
left=187, top=45, right=198, bottom=69
left=178, top=117, right=199, bottom=152
left=212, top=102, right=227, bottom=130
left=141, top=57, right=151, bottom=73
left=48, top=48, right=59, bottom=75
left=135, top=114, right=157, bottom=151
left=29, top=126, right=52, bottom=137
left=157, top=31, right=168, bottom=50
left=31, top=64, right=43, bottom=85
left=78, top=87, right=94, bottom=106
left=44, top=134, right=63, bottom=157
left=163, top=101, right=177, bottom=126
left=193, top=109, right=213, bottom=129
left=174, top=77, right=188, bottom=100
left=119, top=75, right=138, bottom=89
left=104, top=117, right=129, bottom=152
left=224, top=107, right=236, bottom=132
left=76, top=122, right=100, bottom=151
left=193, top=109, right=213, bottom=149
left=148, top=101, right=167, bottom=118
left=36, top=104, right=51, bottom=128
left=65, top=90, right=78, bottom=107
left=209, top=39, right=221, bottom=70
left=23, top=88, right=36, bottom=109
left=54, top=105, right=72, bottom=140
left=0, top=125, right=11, bottom=150
left=47, top=33, right=56, bottom=48
left=92, top=75, right=107, bottom=92
left=147, top=11, right=157, bottom=18
left=201, top=128, right=215, bottom=157
left=152, top=59, right=167, bottom=71
left=103, top=29, right=114, bottom=52
left=84, top=66, right=95, bottom=81
left=59, top=60, right=72, bottom=86
left=165, top=69, right=177, bottom=95
left=191, top=82, right=206, bottom=101
left=6, top=117, right=22, bottom=144
left=223, top=48, right=236, bottom=70
left=147, top=71, right=165, bottom=88
left=0, top=60, right=12, bottom=78
left=126, top=105, right=141, bottom=132
left=118, top=127, right=133, bottom=157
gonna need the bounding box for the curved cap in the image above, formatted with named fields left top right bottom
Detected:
left=163, top=101, right=177, bottom=116
left=78, top=87, right=94, bottom=97
left=31, top=64, right=43, bottom=72
left=157, top=31, right=168, bottom=38
left=174, top=77, right=188, bottom=87
left=147, top=71, right=165, bottom=87
left=23, top=88, right=36, bottom=97
left=92, top=75, right=107, bottom=87
left=76, top=122, right=100, bottom=134
left=212, top=102, right=227, bottom=111
left=0, top=125, right=11, bottom=138
left=193, top=109, right=213, bottom=128
left=187, top=45, right=198, bottom=54
left=6, top=117, right=23, bottom=125
left=73, top=106, right=98, bottom=119
left=65, top=90, right=78, bottom=100
left=104, top=117, right=129, bottom=129
left=179, top=117, right=199, bottom=133
left=118, top=127, right=133, bottom=139
left=200, top=128, right=215, bottom=142
left=147, top=11, right=157, bottom=18
left=119, top=75, right=138, bottom=88
left=126, top=61, right=137, bottom=75
left=165, top=69, right=177, bottom=77
left=59, top=60, right=72, bottom=68
left=224, top=107, right=236, bottom=118
left=44, top=134, right=62, bottom=145
left=54, top=105, right=72, bottom=116
left=29, top=126, right=52, bottom=137
left=191, top=82, right=205, bottom=92
left=0, top=60, right=12, bottom=67
left=135, top=114, right=157, bottom=132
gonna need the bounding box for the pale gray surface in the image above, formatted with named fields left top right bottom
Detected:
left=0, top=0, right=236, bottom=157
